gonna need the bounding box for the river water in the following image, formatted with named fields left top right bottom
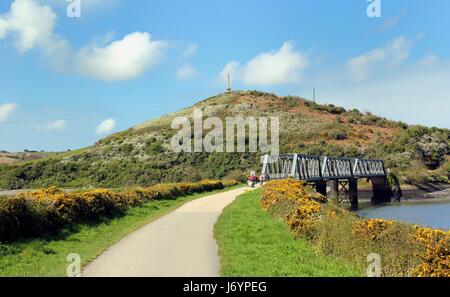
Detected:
left=357, top=200, right=450, bottom=230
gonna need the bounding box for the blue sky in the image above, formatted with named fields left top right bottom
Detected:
left=0, top=0, right=449, bottom=152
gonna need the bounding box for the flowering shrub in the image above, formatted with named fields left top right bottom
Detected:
left=222, top=179, right=241, bottom=188
left=18, top=187, right=128, bottom=222
left=412, top=227, right=450, bottom=277
left=261, top=179, right=326, bottom=236
left=261, top=179, right=326, bottom=209
left=261, top=179, right=450, bottom=277
left=0, top=180, right=234, bottom=242
left=353, top=219, right=397, bottom=241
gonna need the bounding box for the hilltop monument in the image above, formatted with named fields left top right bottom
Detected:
left=226, top=73, right=232, bottom=92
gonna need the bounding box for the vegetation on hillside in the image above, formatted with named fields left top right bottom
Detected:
left=0, top=91, right=448, bottom=189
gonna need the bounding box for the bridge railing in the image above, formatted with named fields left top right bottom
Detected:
left=353, top=158, right=386, bottom=178
left=321, top=157, right=354, bottom=179
left=291, top=154, right=322, bottom=181
left=262, top=154, right=386, bottom=181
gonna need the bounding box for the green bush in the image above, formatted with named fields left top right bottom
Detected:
left=147, top=141, right=164, bottom=154
left=225, top=170, right=247, bottom=183
left=313, top=104, right=346, bottom=115
left=328, top=129, right=348, bottom=141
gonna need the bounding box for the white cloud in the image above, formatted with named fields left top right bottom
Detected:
left=0, top=103, right=17, bottom=122
left=96, top=118, right=116, bottom=134
left=220, top=41, right=308, bottom=86
left=45, top=119, right=66, bottom=131
left=347, top=36, right=412, bottom=81
left=378, top=10, right=407, bottom=32
left=419, top=54, right=439, bottom=67
left=0, top=0, right=58, bottom=52
left=0, top=18, right=7, bottom=38
left=0, top=0, right=168, bottom=81
left=181, top=43, right=198, bottom=58
left=242, top=41, right=308, bottom=85
left=75, top=32, right=167, bottom=81
left=176, top=64, right=196, bottom=80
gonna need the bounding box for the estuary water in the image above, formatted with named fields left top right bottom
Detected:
left=357, top=200, right=450, bottom=230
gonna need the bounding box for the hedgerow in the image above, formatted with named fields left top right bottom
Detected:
left=0, top=180, right=237, bottom=242
left=261, top=179, right=450, bottom=277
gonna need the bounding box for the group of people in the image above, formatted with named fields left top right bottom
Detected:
left=247, top=172, right=267, bottom=188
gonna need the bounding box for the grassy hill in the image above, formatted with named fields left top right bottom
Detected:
left=0, top=90, right=449, bottom=190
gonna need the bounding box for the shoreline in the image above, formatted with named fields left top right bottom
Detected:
left=401, top=188, right=450, bottom=203
left=356, top=183, right=450, bottom=202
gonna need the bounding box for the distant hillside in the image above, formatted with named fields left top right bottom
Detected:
left=0, top=91, right=449, bottom=189
left=0, top=151, right=50, bottom=165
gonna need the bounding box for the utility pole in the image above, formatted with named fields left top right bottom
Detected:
left=313, top=88, right=316, bottom=102
left=227, top=73, right=232, bottom=92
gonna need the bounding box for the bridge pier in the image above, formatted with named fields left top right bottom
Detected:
left=326, top=180, right=339, bottom=203
left=314, top=181, right=327, bottom=196
left=371, top=177, right=393, bottom=204
left=348, top=178, right=358, bottom=211
left=326, top=179, right=358, bottom=210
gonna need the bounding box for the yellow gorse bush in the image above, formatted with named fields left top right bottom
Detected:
left=352, top=220, right=450, bottom=276
left=0, top=179, right=237, bottom=242
left=261, top=179, right=450, bottom=277
left=353, top=219, right=397, bottom=241
left=261, top=179, right=327, bottom=236
left=18, top=187, right=128, bottom=221
left=412, top=227, right=450, bottom=277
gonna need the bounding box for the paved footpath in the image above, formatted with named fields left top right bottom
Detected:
left=83, top=187, right=252, bottom=277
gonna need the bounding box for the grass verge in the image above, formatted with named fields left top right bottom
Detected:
left=0, top=185, right=242, bottom=277
left=214, top=189, right=363, bottom=277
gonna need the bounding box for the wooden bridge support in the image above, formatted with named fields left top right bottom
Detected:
left=371, top=177, right=393, bottom=204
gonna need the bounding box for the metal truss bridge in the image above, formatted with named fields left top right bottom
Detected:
left=261, top=154, right=386, bottom=181
left=261, top=154, right=391, bottom=210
